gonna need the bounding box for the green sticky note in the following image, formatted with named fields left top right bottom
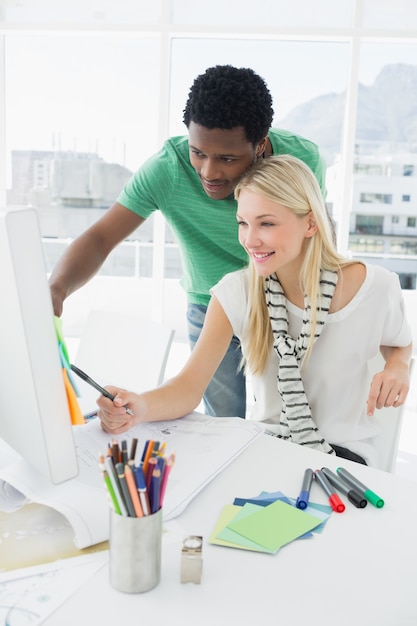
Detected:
left=54, top=316, right=70, bottom=366
left=210, top=504, right=274, bottom=553
left=227, top=499, right=324, bottom=553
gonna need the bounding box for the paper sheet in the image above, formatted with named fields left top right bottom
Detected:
left=0, top=414, right=263, bottom=549
left=0, top=552, right=108, bottom=626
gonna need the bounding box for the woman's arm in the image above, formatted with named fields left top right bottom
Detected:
left=97, top=296, right=234, bottom=434
left=366, top=343, right=413, bottom=415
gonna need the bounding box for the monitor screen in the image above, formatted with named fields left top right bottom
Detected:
left=0, top=207, right=79, bottom=484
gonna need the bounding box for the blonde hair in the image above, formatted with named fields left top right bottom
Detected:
left=234, top=154, right=353, bottom=374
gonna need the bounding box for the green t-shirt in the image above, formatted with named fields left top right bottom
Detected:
left=118, top=128, right=326, bottom=305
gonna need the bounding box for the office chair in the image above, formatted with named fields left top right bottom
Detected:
left=370, top=352, right=415, bottom=473
left=73, top=309, right=175, bottom=414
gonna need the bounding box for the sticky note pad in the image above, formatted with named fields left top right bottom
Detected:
left=209, top=504, right=274, bottom=553
left=287, top=498, right=332, bottom=532
left=233, top=491, right=292, bottom=508
left=227, top=499, right=324, bottom=553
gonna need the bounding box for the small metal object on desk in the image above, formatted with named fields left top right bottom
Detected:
left=180, top=535, right=203, bottom=584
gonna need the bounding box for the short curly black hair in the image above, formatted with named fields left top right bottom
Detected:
left=183, top=65, right=274, bottom=145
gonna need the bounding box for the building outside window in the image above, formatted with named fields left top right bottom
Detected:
left=1, top=0, right=416, bottom=316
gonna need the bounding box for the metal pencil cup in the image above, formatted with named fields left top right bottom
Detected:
left=109, top=507, right=163, bottom=593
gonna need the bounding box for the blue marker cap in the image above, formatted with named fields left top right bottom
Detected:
left=296, top=491, right=309, bottom=510
left=296, top=468, right=313, bottom=510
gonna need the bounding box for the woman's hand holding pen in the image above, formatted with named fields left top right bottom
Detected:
left=97, top=387, right=141, bottom=434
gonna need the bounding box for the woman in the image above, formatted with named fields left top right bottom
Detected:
left=97, top=155, right=412, bottom=467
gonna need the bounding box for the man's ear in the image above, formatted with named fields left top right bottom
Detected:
left=256, top=136, right=268, bottom=158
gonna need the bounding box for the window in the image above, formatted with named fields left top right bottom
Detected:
left=360, top=193, right=393, bottom=204
left=354, top=163, right=383, bottom=175
left=349, top=236, right=384, bottom=253
left=354, top=215, right=384, bottom=235
left=398, top=274, right=416, bottom=290
left=1, top=0, right=416, bottom=330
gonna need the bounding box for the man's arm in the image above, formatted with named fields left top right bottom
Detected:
left=49, top=202, right=145, bottom=316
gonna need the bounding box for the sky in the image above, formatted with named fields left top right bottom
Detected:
left=5, top=35, right=417, bottom=173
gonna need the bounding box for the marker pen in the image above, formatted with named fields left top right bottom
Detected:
left=314, top=469, right=345, bottom=513
left=336, top=467, right=384, bottom=508
left=321, top=467, right=367, bottom=508
left=70, top=363, right=134, bottom=416
left=296, top=468, right=313, bottom=510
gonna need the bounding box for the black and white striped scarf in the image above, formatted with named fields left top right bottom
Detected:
left=265, top=270, right=338, bottom=454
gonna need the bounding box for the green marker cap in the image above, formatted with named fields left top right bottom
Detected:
left=364, top=489, right=384, bottom=508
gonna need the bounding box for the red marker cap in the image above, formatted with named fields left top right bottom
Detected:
left=329, top=494, right=345, bottom=513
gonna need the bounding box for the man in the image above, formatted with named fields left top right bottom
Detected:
left=49, top=64, right=326, bottom=418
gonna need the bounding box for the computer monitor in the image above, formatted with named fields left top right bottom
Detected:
left=0, top=207, right=79, bottom=484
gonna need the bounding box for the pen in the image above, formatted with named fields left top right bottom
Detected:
left=130, top=438, right=138, bottom=461
left=133, top=465, right=151, bottom=516
left=296, top=468, right=313, bottom=510
left=115, top=462, right=136, bottom=517
left=146, top=457, right=158, bottom=491
left=70, top=364, right=134, bottom=417
left=110, top=440, right=121, bottom=465
left=159, top=453, right=175, bottom=509
left=142, top=440, right=155, bottom=476
left=149, top=468, right=162, bottom=514
left=121, top=440, right=129, bottom=464
left=102, top=470, right=122, bottom=515
left=314, top=469, right=345, bottom=513
left=336, top=467, right=384, bottom=508
left=124, top=463, right=144, bottom=517
left=104, top=456, right=128, bottom=516
left=140, top=440, right=151, bottom=463
left=321, top=467, right=367, bottom=508
left=99, top=453, right=122, bottom=515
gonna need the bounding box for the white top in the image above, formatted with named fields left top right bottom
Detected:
left=211, top=263, right=412, bottom=466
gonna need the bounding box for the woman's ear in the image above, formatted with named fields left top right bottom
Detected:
left=305, top=212, right=318, bottom=238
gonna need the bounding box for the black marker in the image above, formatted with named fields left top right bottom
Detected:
left=336, top=467, right=384, bottom=508
left=70, top=364, right=134, bottom=416
left=321, top=467, right=367, bottom=508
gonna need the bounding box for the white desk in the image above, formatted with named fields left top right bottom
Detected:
left=39, top=432, right=416, bottom=626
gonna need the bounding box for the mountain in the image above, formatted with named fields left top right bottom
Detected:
left=278, top=63, right=417, bottom=164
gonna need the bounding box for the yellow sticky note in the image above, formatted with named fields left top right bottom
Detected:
left=209, top=504, right=274, bottom=553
